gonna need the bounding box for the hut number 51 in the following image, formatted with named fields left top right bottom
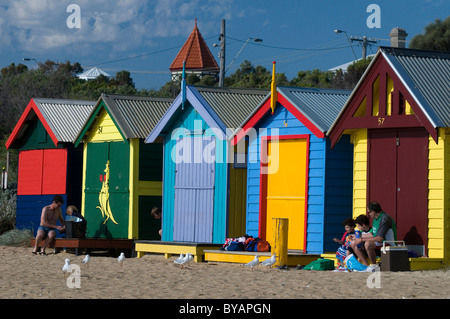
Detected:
left=67, top=4, right=81, bottom=29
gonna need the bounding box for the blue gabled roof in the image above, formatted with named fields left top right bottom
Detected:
left=145, top=85, right=268, bottom=143
left=381, top=46, right=450, bottom=128
left=277, top=86, right=352, bottom=133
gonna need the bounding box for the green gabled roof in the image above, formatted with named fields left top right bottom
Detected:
left=75, top=94, right=173, bottom=146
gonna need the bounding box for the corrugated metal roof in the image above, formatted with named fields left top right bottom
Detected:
left=278, top=86, right=352, bottom=132
left=381, top=47, right=450, bottom=127
left=102, top=94, right=173, bottom=139
left=194, top=86, right=269, bottom=130
left=34, top=98, right=96, bottom=143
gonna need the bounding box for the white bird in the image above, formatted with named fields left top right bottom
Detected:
left=118, top=252, right=125, bottom=266
left=62, top=258, right=71, bottom=276
left=177, top=253, right=193, bottom=269
left=174, top=254, right=185, bottom=264
left=82, top=254, right=90, bottom=267
left=261, top=254, right=277, bottom=268
left=245, top=255, right=260, bottom=271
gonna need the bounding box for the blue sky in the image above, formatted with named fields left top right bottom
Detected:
left=0, top=0, right=448, bottom=90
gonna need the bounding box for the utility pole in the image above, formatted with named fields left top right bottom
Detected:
left=218, top=19, right=225, bottom=87
left=350, top=36, right=377, bottom=59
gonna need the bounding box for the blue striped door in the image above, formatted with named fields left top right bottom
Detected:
left=173, top=136, right=215, bottom=242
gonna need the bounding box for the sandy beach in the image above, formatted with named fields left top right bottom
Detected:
left=0, top=245, right=449, bottom=301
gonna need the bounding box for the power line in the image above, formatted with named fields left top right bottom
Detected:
left=226, top=35, right=350, bottom=51
left=84, top=35, right=220, bottom=68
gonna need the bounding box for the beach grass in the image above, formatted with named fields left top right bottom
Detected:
left=0, top=228, right=33, bottom=247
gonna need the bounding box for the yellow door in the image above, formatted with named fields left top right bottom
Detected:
left=266, top=138, right=307, bottom=251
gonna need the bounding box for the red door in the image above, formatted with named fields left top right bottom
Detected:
left=368, top=128, right=428, bottom=247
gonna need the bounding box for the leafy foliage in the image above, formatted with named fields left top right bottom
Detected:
left=410, top=17, right=450, bottom=52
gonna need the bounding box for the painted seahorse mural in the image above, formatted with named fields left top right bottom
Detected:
left=96, top=160, right=118, bottom=225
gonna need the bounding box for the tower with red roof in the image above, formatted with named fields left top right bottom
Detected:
left=169, top=19, right=219, bottom=81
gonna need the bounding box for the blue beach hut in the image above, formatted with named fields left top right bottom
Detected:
left=232, top=66, right=353, bottom=254
left=145, top=85, right=268, bottom=244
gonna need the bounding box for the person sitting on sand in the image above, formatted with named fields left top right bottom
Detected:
left=351, top=201, right=397, bottom=266
left=333, top=217, right=361, bottom=268
left=32, top=195, right=65, bottom=255
left=349, top=214, right=373, bottom=264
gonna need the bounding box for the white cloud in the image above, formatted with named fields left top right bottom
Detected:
left=0, top=0, right=238, bottom=58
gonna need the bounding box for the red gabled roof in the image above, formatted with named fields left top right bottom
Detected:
left=169, top=19, right=219, bottom=72
left=5, top=99, right=59, bottom=149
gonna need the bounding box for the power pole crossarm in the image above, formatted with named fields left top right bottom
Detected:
left=350, top=36, right=377, bottom=59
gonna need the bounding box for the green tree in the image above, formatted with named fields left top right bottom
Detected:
left=290, top=69, right=334, bottom=88
left=330, top=57, right=373, bottom=90
left=409, top=17, right=450, bottom=52
left=225, top=60, right=288, bottom=89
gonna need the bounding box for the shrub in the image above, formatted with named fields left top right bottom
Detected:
left=0, top=189, right=17, bottom=235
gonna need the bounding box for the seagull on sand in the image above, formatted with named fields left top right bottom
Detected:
left=261, top=254, right=276, bottom=268
left=245, top=255, right=260, bottom=271
left=177, top=253, right=193, bottom=269
left=82, top=254, right=90, bottom=267
left=62, top=258, right=71, bottom=276
left=174, top=254, right=185, bottom=265
left=118, top=252, right=125, bottom=266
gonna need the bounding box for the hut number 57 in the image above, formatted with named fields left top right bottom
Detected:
left=67, top=4, right=81, bottom=29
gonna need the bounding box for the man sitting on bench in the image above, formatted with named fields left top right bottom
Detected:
left=32, top=195, right=66, bottom=255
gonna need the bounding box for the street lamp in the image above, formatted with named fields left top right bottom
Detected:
left=334, top=30, right=358, bottom=61
left=23, top=58, right=39, bottom=66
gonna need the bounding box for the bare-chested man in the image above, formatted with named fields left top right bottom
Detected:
left=32, top=195, right=65, bottom=255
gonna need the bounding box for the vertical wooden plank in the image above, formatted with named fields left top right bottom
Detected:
left=378, top=71, right=387, bottom=116
left=272, top=218, right=288, bottom=268
left=128, top=138, right=139, bottom=239
left=351, top=129, right=368, bottom=218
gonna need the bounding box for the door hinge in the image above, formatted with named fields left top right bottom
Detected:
left=396, top=137, right=400, bottom=146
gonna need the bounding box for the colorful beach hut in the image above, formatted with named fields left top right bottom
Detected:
left=328, top=47, right=450, bottom=269
left=231, top=65, right=353, bottom=254
left=74, top=94, right=172, bottom=240
left=145, top=85, right=269, bottom=245
left=5, top=98, right=96, bottom=235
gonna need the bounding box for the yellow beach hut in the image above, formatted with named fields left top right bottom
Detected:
left=74, top=94, right=172, bottom=240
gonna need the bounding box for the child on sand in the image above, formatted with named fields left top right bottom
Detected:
left=333, top=218, right=361, bottom=268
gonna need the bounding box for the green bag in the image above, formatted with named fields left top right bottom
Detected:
left=303, top=258, right=334, bottom=271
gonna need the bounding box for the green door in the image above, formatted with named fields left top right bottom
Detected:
left=84, top=142, right=129, bottom=238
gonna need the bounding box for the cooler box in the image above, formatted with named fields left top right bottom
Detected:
left=380, top=241, right=409, bottom=271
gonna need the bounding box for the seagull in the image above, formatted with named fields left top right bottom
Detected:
left=178, top=253, right=193, bottom=269
left=245, top=255, right=260, bottom=271
left=118, top=252, right=125, bottom=266
left=82, top=254, right=90, bottom=267
left=261, top=254, right=277, bottom=268
left=62, top=258, right=71, bottom=276
left=174, top=254, right=185, bottom=265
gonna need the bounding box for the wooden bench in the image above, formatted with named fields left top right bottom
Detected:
left=31, top=238, right=134, bottom=256
left=135, top=240, right=222, bottom=262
